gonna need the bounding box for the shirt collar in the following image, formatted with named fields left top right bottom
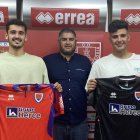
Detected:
left=58, top=52, right=76, bottom=61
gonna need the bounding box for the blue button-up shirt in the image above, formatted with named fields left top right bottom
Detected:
left=43, top=53, right=91, bottom=125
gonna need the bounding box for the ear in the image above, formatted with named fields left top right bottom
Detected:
left=109, top=34, right=112, bottom=43
left=25, top=35, right=28, bottom=42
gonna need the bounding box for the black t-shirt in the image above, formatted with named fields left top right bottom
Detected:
left=94, top=75, right=140, bottom=140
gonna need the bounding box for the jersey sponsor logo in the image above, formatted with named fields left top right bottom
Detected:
left=6, top=107, right=41, bottom=119
left=34, top=92, right=44, bottom=103
left=7, top=108, right=18, bottom=118
left=31, top=8, right=99, bottom=29
left=109, top=103, right=120, bottom=114
left=76, top=42, right=101, bottom=63
left=134, top=91, right=140, bottom=101
left=109, top=103, right=140, bottom=116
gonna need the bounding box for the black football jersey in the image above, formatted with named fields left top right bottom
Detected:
left=94, top=75, right=140, bottom=140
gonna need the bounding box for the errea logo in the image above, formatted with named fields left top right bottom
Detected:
left=8, top=94, right=14, bottom=100
left=110, top=92, right=117, bottom=99
left=36, top=12, right=95, bottom=25
left=121, top=9, right=140, bottom=29
left=36, top=12, right=54, bottom=24
left=125, top=14, right=140, bottom=25
left=31, top=8, right=99, bottom=29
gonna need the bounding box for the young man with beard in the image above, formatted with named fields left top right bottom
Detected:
left=0, top=19, right=64, bottom=140
left=43, top=28, right=91, bottom=140
left=0, top=19, right=62, bottom=92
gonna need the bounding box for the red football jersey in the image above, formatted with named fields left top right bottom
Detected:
left=0, top=84, right=64, bottom=140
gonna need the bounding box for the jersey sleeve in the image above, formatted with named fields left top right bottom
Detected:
left=54, top=90, right=64, bottom=117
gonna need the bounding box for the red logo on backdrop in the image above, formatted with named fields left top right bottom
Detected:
left=121, top=9, right=140, bottom=28
left=75, top=42, right=101, bottom=63
left=31, top=8, right=99, bottom=29
left=0, top=7, right=8, bottom=26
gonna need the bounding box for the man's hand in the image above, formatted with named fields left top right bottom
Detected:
left=54, top=82, right=63, bottom=92
left=87, top=79, right=97, bottom=94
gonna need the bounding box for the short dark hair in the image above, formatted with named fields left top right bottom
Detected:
left=108, top=20, right=128, bottom=33
left=58, top=27, right=76, bottom=39
left=6, top=19, right=27, bottom=33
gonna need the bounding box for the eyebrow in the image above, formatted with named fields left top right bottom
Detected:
left=61, top=37, right=75, bottom=40
left=111, top=34, right=127, bottom=39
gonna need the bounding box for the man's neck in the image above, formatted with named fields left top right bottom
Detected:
left=112, top=51, right=133, bottom=59
left=8, top=48, right=25, bottom=56
left=60, top=52, right=74, bottom=61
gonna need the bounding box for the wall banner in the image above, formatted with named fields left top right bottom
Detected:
left=0, top=41, right=9, bottom=53
left=31, top=8, right=99, bottom=29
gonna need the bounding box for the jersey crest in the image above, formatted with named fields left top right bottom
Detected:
left=34, top=92, right=44, bottom=103
left=134, top=91, right=140, bottom=101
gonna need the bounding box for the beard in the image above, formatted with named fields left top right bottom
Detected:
left=9, top=38, right=24, bottom=49
left=11, top=45, right=23, bottom=49
left=60, top=46, right=76, bottom=56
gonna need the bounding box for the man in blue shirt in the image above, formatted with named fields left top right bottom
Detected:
left=43, top=28, right=91, bottom=140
